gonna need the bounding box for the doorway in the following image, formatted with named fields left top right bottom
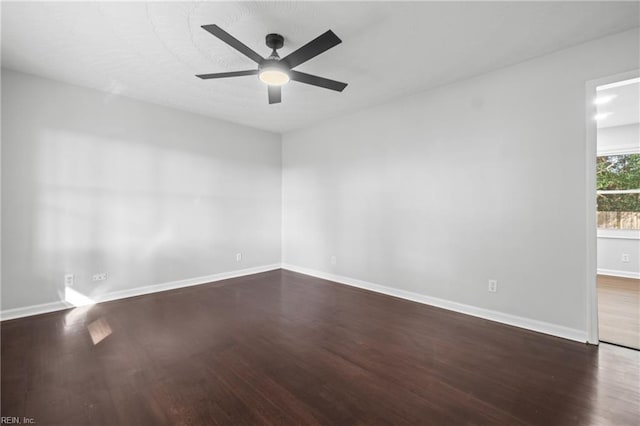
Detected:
left=594, top=76, right=639, bottom=350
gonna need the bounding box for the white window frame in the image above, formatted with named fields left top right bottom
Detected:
left=595, top=151, right=640, bottom=237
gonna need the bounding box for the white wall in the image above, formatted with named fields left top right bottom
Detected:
left=282, top=29, right=639, bottom=336
left=1, top=69, right=281, bottom=311
left=597, top=230, right=640, bottom=279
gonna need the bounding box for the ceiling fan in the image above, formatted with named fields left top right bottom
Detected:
left=196, top=25, right=348, bottom=104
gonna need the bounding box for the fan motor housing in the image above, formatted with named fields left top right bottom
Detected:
left=259, top=58, right=289, bottom=72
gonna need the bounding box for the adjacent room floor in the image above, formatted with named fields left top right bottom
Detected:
left=598, top=274, right=640, bottom=350
left=2, top=269, right=639, bottom=425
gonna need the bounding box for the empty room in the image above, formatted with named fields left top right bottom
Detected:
left=1, top=1, right=639, bottom=425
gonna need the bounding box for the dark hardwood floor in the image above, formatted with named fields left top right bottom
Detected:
left=598, top=274, right=640, bottom=349
left=2, top=269, right=639, bottom=425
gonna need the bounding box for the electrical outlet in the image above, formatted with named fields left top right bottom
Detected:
left=488, top=279, right=498, bottom=293
left=64, top=274, right=74, bottom=287
left=621, top=253, right=630, bottom=263
left=236, top=253, right=242, bottom=262
left=92, top=273, right=107, bottom=282
left=330, top=256, right=337, bottom=266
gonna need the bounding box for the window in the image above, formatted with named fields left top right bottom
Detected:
left=597, top=153, right=640, bottom=230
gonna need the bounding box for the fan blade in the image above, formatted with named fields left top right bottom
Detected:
left=290, top=70, right=347, bottom=92
left=201, top=25, right=264, bottom=64
left=282, top=30, right=342, bottom=69
left=196, top=70, right=258, bottom=79
left=268, top=85, right=281, bottom=104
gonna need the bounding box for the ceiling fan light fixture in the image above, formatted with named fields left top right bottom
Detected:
left=258, top=62, right=290, bottom=86
left=259, top=69, right=290, bottom=86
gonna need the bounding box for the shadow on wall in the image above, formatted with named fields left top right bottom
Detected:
left=33, top=128, right=218, bottom=301
left=5, top=125, right=271, bottom=308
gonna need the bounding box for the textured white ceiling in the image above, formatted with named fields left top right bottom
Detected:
left=2, top=1, right=639, bottom=133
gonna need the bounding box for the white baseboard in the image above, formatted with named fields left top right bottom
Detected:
left=597, top=268, right=640, bottom=279
left=281, top=263, right=588, bottom=343
left=1, top=263, right=591, bottom=344
left=0, top=300, right=70, bottom=321
left=0, top=264, right=281, bottom=321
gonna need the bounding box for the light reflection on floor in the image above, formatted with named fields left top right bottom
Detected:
left=63, top=286, right=112, bottom=345
left=87, top=317, right=112, bottom=344
left=64, top=304, right=93, bottom=328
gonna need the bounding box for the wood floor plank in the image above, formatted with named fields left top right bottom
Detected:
left=597, top=274, right=640, bottom=349
left=2, top=269, right=639, bottom=425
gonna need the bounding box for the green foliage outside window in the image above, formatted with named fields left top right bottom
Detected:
left=596, top=154, right=640, bottom=212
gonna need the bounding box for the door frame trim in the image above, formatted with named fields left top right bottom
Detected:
left=585, top=69, right=639, bottom=345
